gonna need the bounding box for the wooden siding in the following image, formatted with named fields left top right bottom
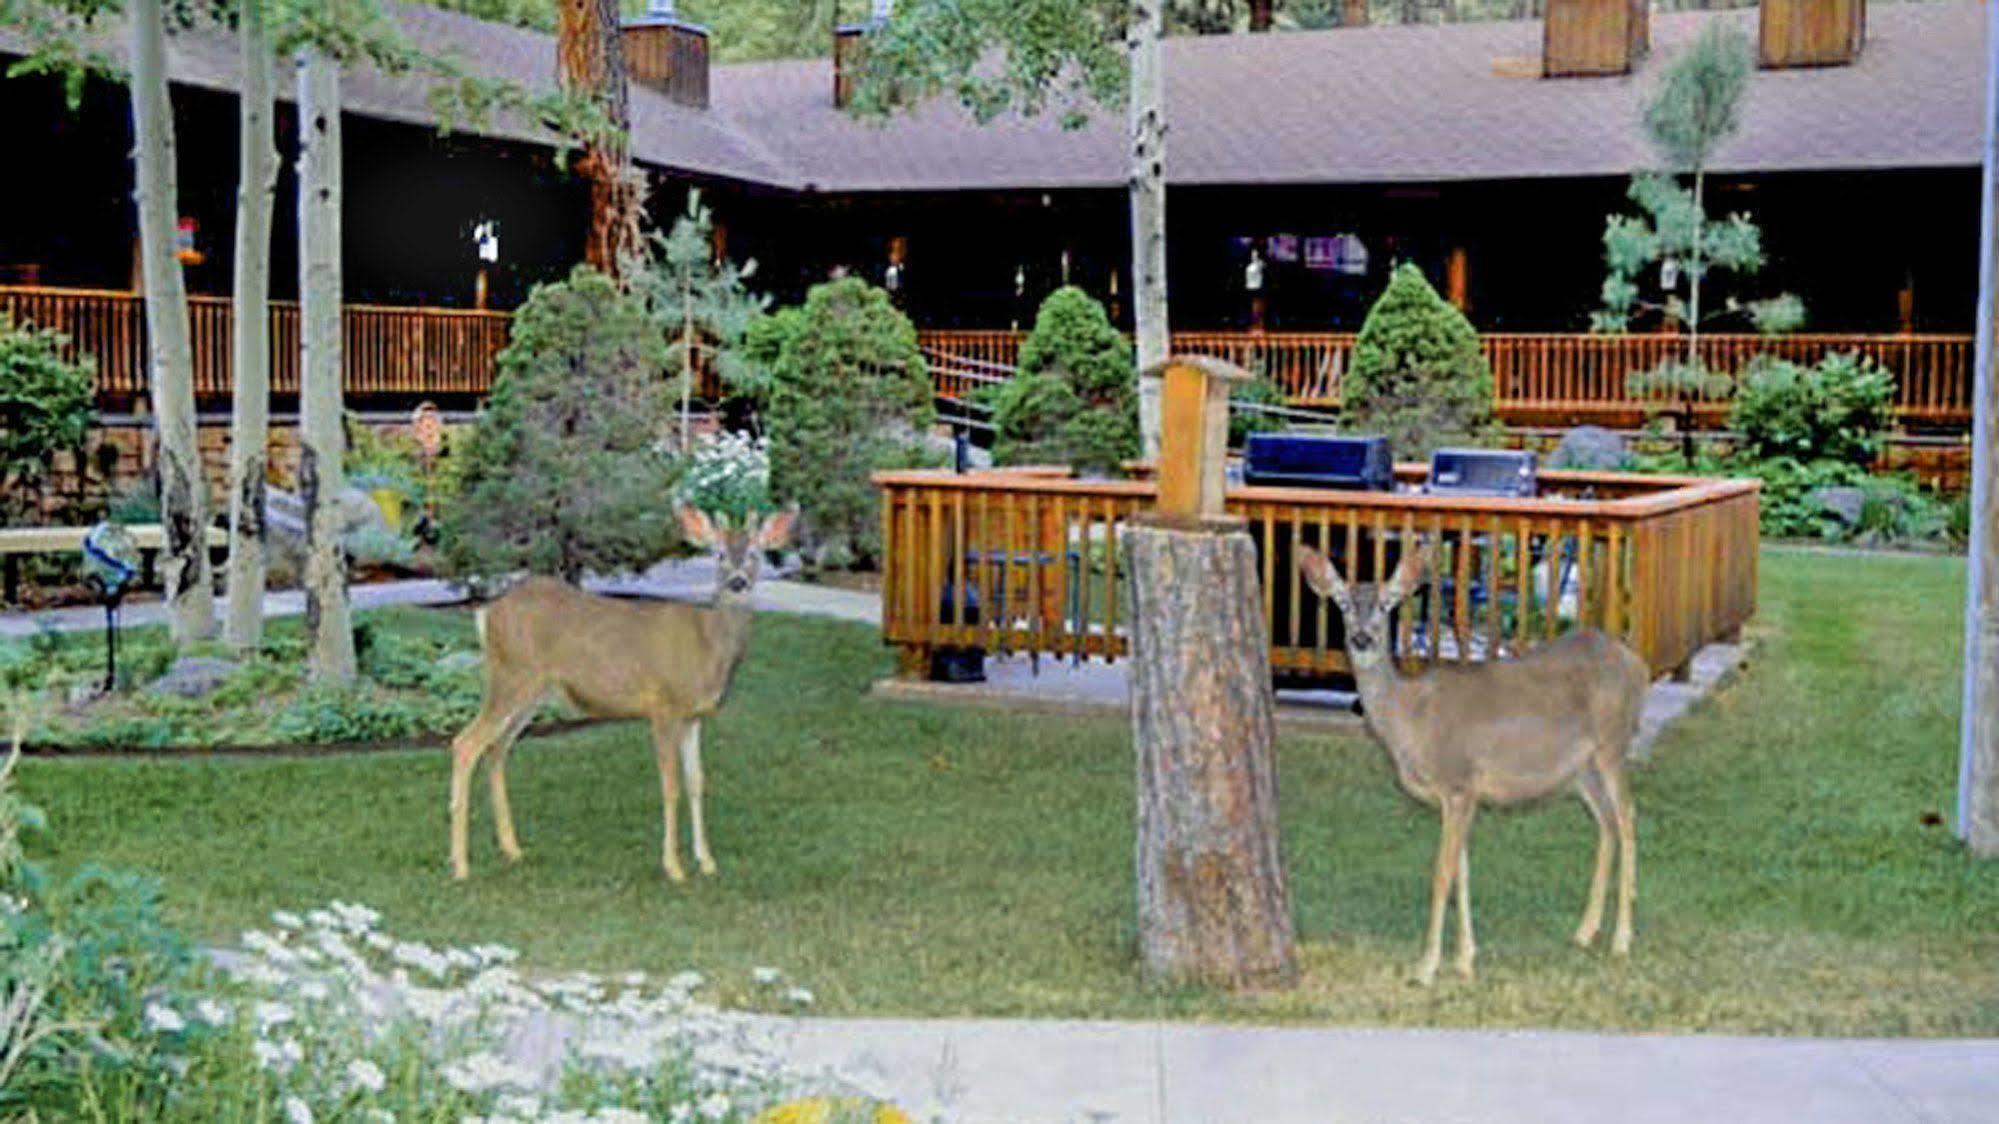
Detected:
left=1543, top=0, right=1641, bottom=78
left=1761, top=0, right=1865, bottom=69
left=874, top=465, right=1759, bottom=682
left=622, top=20, right=709, bottom=109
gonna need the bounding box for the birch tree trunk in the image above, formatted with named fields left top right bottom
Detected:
left=1127, top=0, right=1169, bottom=460
left=1125, top=519, right=1296, bottom=988
left=224, top=0, right=278, bottom=654
left=1960, top=16, right=1999, bottom=858
left=559, top=0, right=641, bottom=279
left=130, top=0, right=213, bottom=647
left=297, top=49, right=356, bottom=683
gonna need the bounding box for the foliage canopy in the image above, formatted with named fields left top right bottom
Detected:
left=439, top=266, right=679, bottom=583
left=1343, top=263, right=1492, bottom=459
left=753, top=277, right=935, bottom=570
left=988, top=286, right=1137, bottom=476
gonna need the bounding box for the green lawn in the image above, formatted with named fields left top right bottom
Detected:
left=17, top=548, right=1999, bottom=1034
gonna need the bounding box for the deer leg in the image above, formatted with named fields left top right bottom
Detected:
left=680, top=721, right=716, bottom=876
left=1609, top=765, right=1638, bottom=956
left=1575, top=763, right=1617, bottom=949
left=1453, top=802, right=1479, bottom=979
left=449, top=677, right=539, bottom=881
left=651, top=715, right=689, bottom=883
left=487, top=707, right=537, bottom=864
left=1416, top=795, right=1469, bottom=987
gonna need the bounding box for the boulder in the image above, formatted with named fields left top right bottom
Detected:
left=150, top=656, right=239, bottom=699
left=265, top=486, right=398, bottom=577
left=437, top=650, right=483, bottom=674
left=1548, top=426, right=1628, bottom=471
left=1806, top=486, right=1868, bottom=527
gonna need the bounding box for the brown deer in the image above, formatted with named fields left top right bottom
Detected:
left=1298, top=542, right=1648, bottom=985
left=448, top=505, right=796, bottom=882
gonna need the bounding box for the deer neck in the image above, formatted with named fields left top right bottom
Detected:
left=1349, top=653, right=1434, bottom=787
left=701, top=601, right=754, bottom=667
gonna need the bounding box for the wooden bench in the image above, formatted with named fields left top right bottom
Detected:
left=0, top=524, right=229, bottom=604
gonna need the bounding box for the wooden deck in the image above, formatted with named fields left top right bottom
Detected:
left=874, top=465, right=1759, bottom=683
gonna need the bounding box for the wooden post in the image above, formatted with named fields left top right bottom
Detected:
left=1126, top=356, right=1296, bottom=989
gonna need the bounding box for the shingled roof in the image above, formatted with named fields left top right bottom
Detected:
left=5, top=2, right=1984, bottom=194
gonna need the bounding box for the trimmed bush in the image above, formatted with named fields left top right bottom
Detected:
left=758, top=277, right=935, bottom=570
left=439, top=266, right=679, bottom=583
left=1343, top=263, right=1493, bottom=458
left=988, top=287, right=1137, bottom=477
left=1730, top=351, right=1894, bottom=467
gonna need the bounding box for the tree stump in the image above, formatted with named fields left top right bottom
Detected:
left=1125, top=516, right=1296, bottom=988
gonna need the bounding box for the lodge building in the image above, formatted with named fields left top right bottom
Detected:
left=0, top=0, right=1985, bottom=425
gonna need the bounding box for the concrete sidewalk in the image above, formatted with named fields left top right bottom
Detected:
left=0, top=557, right=878, bottom=639
left=760, top=1016, right=1997, bottom=1124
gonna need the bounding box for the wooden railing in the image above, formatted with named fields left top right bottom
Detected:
left=917, top=328, right=1975, bottom=427
left=0, top=285, right=511, bottom=402
left=875, top=465, right=1760, bottom=682
left=4, top=284, right=1967, bottom=427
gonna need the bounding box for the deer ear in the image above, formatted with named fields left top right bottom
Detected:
left=676, top=504, right=719, bottom=549
left=1381, top=540, right=1431, bottom=608
left=1298, top=547, right=1348, bottom=603
left=752, top=506, right=799, bottom=550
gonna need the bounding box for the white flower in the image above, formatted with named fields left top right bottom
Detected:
left=143, top=1003, right=185, bottom=1033
left=621, top=971, right=647, bottom=986
left=667, top=970, right=705, bottom=992
left=751, top=966, right=781, bottom=986
left=345, top=1057, right=387, bottom=1093
left=253, top=1036, right=303, bottom=1072
left=283, top=1095, right=314, bottom=1124
left=441, top=1050, right=534, bottom=1094
left=297, top=979, right=331, bottom=1003
left=784, top=986, right=815, bottom=1007
left=494, top=1093, right=543, bottom=1118
left=668, top=1105, right=695, bottom=1124
left=697, top=1092, right=731, bottom=1120
left=254, top=1000, right=296, bottom=1029
left=194, top=998, right=230, bottom=1027
left=271, top=910, right=305, bottom=930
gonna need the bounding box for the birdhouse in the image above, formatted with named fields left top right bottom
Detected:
left=1151, top=355, right=1251, bottom=523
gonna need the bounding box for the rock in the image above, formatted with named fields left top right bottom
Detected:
left=1806, top=486, right=1868, bottom=527
left=1548, top=426, right=1627, bottom=471
left=266, top=485, right=396, bottom=562
left=149, top=655, right=239, bottom=699
left=437, top=650, right=483, bottom=674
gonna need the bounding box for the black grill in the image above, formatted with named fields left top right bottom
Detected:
left=1243, top=434, right=1394, bottom=491
left=1427, top=448, right=1537, bottom=498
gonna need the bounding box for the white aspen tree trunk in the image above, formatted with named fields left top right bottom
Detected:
left=1959, top=11, right=1999, bottom=858
left=224, top=0, right=277, bottom=654
left=1127, top=0, right=1169, bottom=460
left=297, top=48, right=356, bottom=683
left=130, top=0, right=214, bottom=647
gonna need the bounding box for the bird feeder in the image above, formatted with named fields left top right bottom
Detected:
left=1150, top=354, right=1251, bottom=525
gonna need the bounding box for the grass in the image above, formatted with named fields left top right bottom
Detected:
left=16, top=548, right=1999, bottom=1034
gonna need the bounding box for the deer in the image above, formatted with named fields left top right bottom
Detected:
left=448, top=504, right=797, bottom=883
left=1297, top=541, right=1649, bottom=986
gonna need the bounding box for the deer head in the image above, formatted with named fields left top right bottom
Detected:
left=676, top=505, right=799, bottom=604
left=1298, top=541, right=1430, bottom=671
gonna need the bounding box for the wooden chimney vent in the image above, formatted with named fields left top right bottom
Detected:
left=623, top=14, right=710, bottom=110
left=1543, top=0, right=1649, bottom=78
left=1760, top=0, right=1865, bottom=69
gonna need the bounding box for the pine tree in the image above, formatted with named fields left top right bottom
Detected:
left=989, top=286, right=1138, bottom=475
left=440, top=266, right=678, bottom=583
left=639, top=190, right=768, bottom=448
left=1595, top=20, right=1805, bottom=453
left=1345, top=263, right=1493, bottom=460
